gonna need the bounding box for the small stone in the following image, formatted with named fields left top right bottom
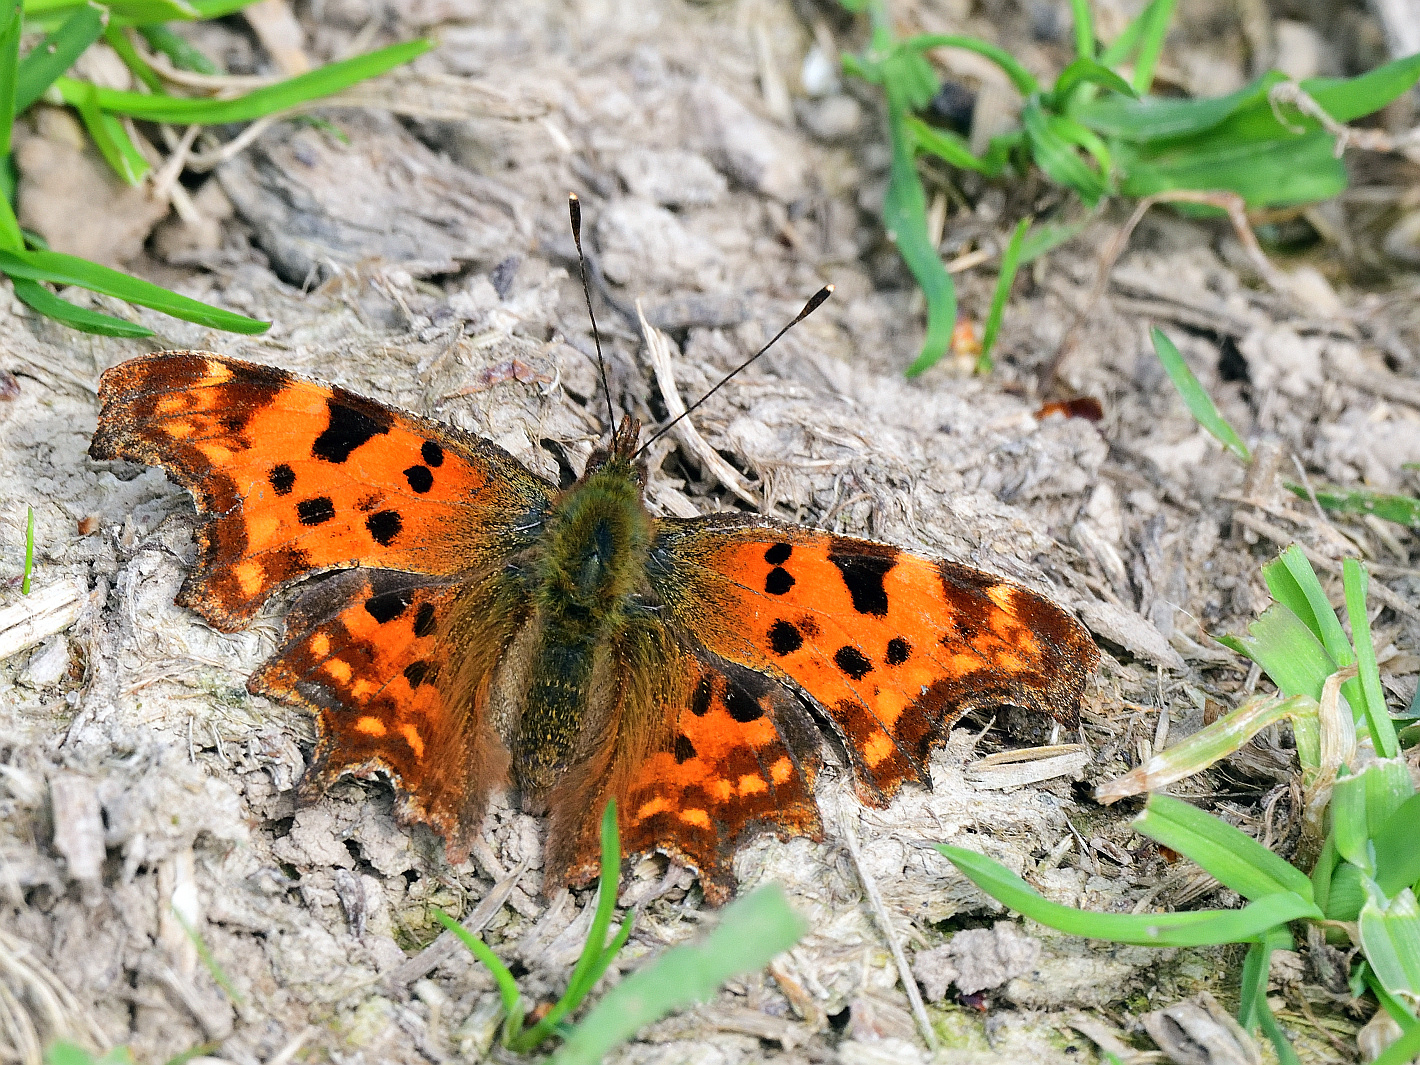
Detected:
left=797, top=95, right=864, bottom=142
left=20, top=637, right=70, bottom=689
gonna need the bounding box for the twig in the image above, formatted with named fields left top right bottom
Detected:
left=637, top=301, right=760, bottom=508
left=1268, top=81, right=1420, bottom=162
left=837, top=803, right=939, bottom=1052
left=183, top=114, right=282, bottom=173
left=383, top=859, right=530, bottom=994
left=149, top=123, right=201, bottom=210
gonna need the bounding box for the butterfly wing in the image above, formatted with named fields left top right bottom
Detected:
left=250, top=567, right=527, bottom=858
left=542, top=643, right=823, bottom=905
left=647, top=516, right=1099, bottom=807
left=90, top=351, right=553, bottom=630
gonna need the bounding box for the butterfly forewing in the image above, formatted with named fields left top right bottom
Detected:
left=90, top=352, right=553, bottom=630
left=649, top=516, right=1099, bottom=805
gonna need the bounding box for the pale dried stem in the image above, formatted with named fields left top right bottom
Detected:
left=837, top=803, right=939, bottom=1052
left=1268, top=81, right=1420, bottom=162
left=638, top=301, right=760, bottom=508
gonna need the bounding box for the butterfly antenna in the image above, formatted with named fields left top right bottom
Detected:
left=568, top=194, right=617, bottom=433
left=637, top=284, right=833, bottom=458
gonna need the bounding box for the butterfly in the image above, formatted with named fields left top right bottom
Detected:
left=88, top=213, right=1098, bottom=905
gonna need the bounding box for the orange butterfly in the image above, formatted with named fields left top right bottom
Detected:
left=89, top=211, right=1097, bottom=904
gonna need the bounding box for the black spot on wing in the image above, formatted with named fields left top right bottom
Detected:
left=404, top=465, right=434, bottom=493
left=269, top=464, right=295, bottom=495
left=367, top=510, right=403, bottom=546
left=724, top=680, right=764, bottom=722
left=764, top=542, right=792, bottom=565
left=674, top=735, right=696, bottom=763
left=690, top=674, right=713, bottom=717
left=886, top=637, right=911, bottom=665
left=827, top=546, right=897, bottom=616
left=312, top=399, right=391, bottom=463
left=421, top=440, right=444, bottom=467
left=403, top=661, right=432, bottom=687
left=764, top=567, right=795, bottom=596
left=834, top=645, right=873, bottom=680
left=413, top=602, right=437, bottom=638
left=296, top=497, right=335, bottom=526
left=769, top=620, right=803, bottom=656
left=365, top=590, right=411, bottom=624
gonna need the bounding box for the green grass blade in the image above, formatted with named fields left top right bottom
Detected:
left=10, top=276, right=155, bottom=335
left=1345, top=559, right=1398, bottom=757
left=1264, top=546, right=1353, bottom=668
left=104, top=23, right=164, bottom=92
left=0, top=247, right=270, bottom=332
left=513, top=801, right=629, bottom=1050
left=1022, top=100, right=1106, bottom=203
left=1373, top=1023, right=1420, bottom=1065
left=66, top=80, right=151, bottom=185
left=1214, top=604, right=1338, bottom=703
left=0, top=173, right=24, bottom=251
left=1098, top=693, right=1314, bottom=802
left=1302, top=51, right=1420, bottom=125
left=1285, top=483, right=1420, bottom=528
left=1150, top=327, right=1251, bottom=462
left=15, top=0, right=104, bottom=112
left=1075, top=71, right=1284, bottom=142
left=1099, top=0, right=1171, bottom=67
left=1130, top=0, right=1177, bottom=93
left=1256, top=996, right=1304, bottom=1065
left=890, top=104, right=957, bottom=377
left=550, top=885, right=808, bottom=1065
left=1238, top=925, right=1292, bottom=1029
left=1359, top=881, right=1420, bottom=1003
left=137, top=23, right=220, bottom=74
left=1046, top=109, right=1113, bottom=181
left=68, top=38, right=431, bottom=123
left=936, top=844, right=1319, bottom=945
left=0, top=0, right=21, bottom=158
left=975, top=216, right=1028, bottom=374
left=22, top=503, right=34, bottom=595
left=1118, top=130, right=1348, bottom=208
left=1134, top=794, right=1314, bottom=902
left=566, top=801, right=622, bottom=1002
left=432, top=906, right=526, bottom=1035
left=1053, top=57, right=1136, bottom=104
left=901, top=33, right=1040, bottom=96
left=903, top=115, right=1003, bottom=175
left=1067, top=0, right=1093, bottom=60
left=1374, top=793, right=1420, bottom=896
left=1019, top=217, right=1090, bottom=261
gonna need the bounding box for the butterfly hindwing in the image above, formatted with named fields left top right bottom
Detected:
left=649, top=516, right=1099, bottom=806
left=544, top=645, right=824, bottom=904
left=251, top=567, right=529, bottom=858
left=90, top=352, right=553, bottom=630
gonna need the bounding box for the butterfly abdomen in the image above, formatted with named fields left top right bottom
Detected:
left=513, top=457, right=656, bottom=792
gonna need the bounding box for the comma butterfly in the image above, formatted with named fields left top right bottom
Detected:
left=88, top=199, right=1099, bottom=903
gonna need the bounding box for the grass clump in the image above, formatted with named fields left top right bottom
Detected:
left=439, top=800, right=808, bottom=1064
left=0, top=0, right=429, bottom=336
left=840, top=0, right=1420, bottom=374
left=938, top=546, right=1419, bottom=1064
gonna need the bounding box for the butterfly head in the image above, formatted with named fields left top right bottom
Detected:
left=582, top=414, right=645, bottom=485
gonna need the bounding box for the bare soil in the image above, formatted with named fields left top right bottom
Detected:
left=2, top=1, right=1418, bottom=1063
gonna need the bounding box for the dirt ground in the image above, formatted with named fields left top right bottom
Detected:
left=2, top=0, right=1419, bottom=1062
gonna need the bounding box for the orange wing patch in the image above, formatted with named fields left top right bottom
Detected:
left=90, top=352, right=551, bottom=630
left=251, top=568, right=518, bottom=859
left=651, top=519, right=1098, bottom=806
left=545, top=651, right=824, bottom=905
